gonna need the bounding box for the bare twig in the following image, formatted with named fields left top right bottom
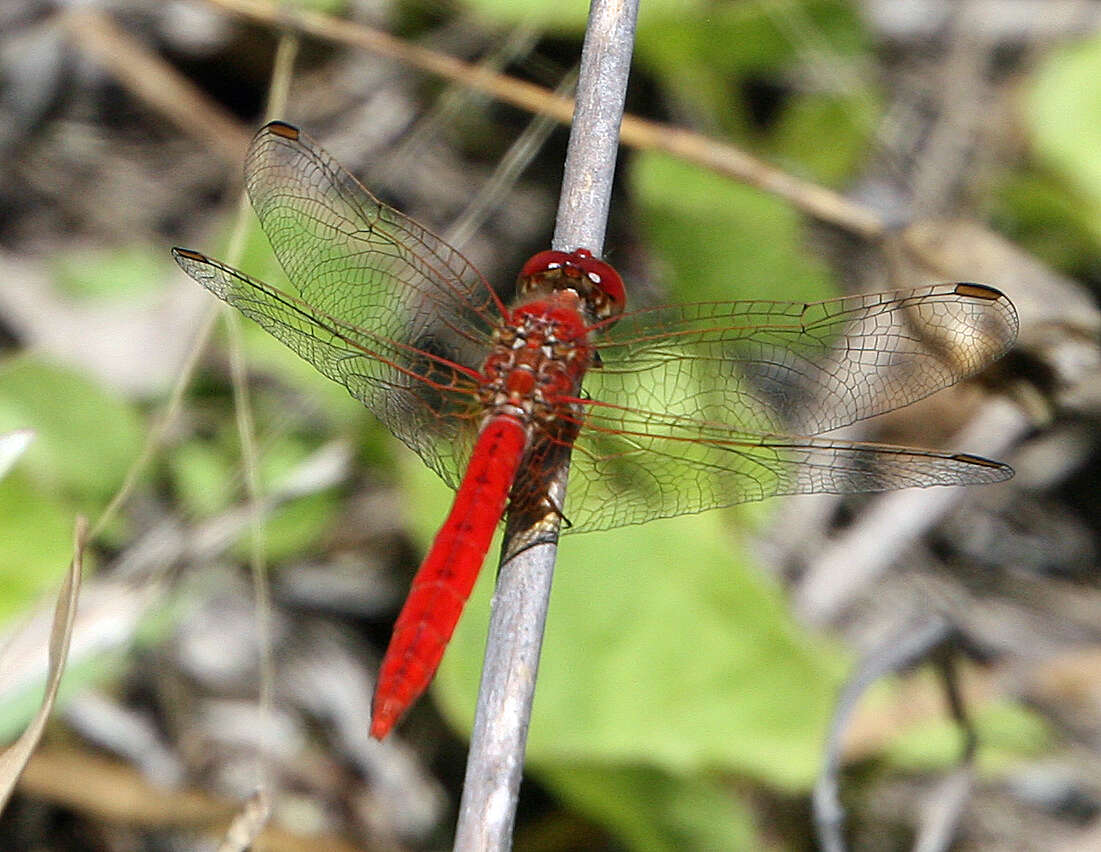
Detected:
left=215, top=30, right=301, bottom=850
left=0, top=518, right=85, bottom=813
left=813, top=616, right=957, bottom=852
left=452, top=2, right=639, bottom=849
left=203, top=0, right=883, bottom=239
left=58, top=8, right=252, bottom=164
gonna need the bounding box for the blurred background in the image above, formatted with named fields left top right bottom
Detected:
left=1, top=0, right=1100, bottom=849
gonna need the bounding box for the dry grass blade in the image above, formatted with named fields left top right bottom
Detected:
left=19, top=746, right=365, bottom=850
left=204, top=0, right=884, bottom=239
left=214, top=30, right=302, bottom=847
left=58, top=7, right=252, bottom=164
left=217, top=790, right=273, bottom=852
left=0, top=516, right=86, bottom=813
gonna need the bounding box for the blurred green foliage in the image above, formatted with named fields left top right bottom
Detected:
left=1, top=0, right=1089, bottom=847
left=1027, top=32, right=1101, bottom=242
left=0, top=358, right=145, bottom=504
left=631, top=151, right=837, bottom=304
left=989, top=30, right=1101, bottom=278
left=539, top=764, right=757, bottom=851
left=0, top=358, right=144, bottom=623
left=0, top=475, right=74, bottom=625
left=52, top=245, right=168, bottom=301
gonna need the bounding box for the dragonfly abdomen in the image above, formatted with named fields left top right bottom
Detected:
left=370, top=413, right=528, bottom=739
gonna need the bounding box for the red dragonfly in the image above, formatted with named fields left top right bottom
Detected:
left=173, top=121, right=1018, bottom=740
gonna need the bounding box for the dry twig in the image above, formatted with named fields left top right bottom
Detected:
left=452, top=1, right=639, bottom=849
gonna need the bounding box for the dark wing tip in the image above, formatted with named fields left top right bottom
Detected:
left=952, top=452, right=1015, bottom=481
left=952, top=282, right=1020, bottom=343
left=260, top=120, right=301, bottom=140
left=171, top=247, right=207, bottom=263
left=953, top=282, right=1005, bottom=301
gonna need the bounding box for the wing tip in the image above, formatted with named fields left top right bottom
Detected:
left=171, top=247, right=207, bottom=263
left=953, top=282, right=1007, bottom=302
left=951, top=282, right=1020, bottom=346
left=260, top=120, right=301, bottom=141
left=952, top=452, right=1015, bottom=482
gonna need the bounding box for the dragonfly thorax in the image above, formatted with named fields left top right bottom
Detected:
left=481, top=298, right=594, bottom=423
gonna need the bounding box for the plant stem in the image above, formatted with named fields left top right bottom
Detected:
left=452, top=2, right=639, bottom=849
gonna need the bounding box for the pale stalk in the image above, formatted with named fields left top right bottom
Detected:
left=453, top=1, right=639, bottom=849
left=217, top=31, right=299, bottom=849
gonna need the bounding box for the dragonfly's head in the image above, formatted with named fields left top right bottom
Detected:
left=517, top=248, right=625, bottom=326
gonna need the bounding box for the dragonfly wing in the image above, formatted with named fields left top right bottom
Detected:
left=561, top=403, right=1011, bottom=533
left=244, top=121, right=501, bottom=361
left=173, top=249, right=479, bottom=488
left=591, top=283, right=1018, bottom=436
left=562, top=283, right=1017, bottom=532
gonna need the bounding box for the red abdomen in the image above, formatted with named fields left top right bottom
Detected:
left=370, top=414, right=529, bottom=739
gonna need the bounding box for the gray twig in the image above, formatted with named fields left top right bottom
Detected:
left=452, top=2, right=639, bottom=849
left=812, top=616, right=973, bottom=852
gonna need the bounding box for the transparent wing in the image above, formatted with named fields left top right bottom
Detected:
left=552, top=283, right=1017, bottom=532
left=173, top=249, right=483, bottom=487
left=173, top=122, right=522, bottom=486
left=176, top=122, right=1019, bottom=532
left=243, top=122, right=504, bottom=354
left=590, top=283, right=1017, bottom=435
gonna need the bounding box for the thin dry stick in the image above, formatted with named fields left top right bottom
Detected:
left=452, top=1, right=639, bottom=849
left=204, top=0, right=884, bottom=240
left=444, top=66, right=578, bottom=249
left=59, top=7, right=252, bottom=165
left=217, top=31, right=301, bottom=851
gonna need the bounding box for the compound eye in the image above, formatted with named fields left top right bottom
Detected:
left=520, top=250, right=573, bottom=278
left=570, top=249, right=626, bottom=318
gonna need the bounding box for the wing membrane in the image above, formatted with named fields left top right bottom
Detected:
left=556, top=399, right=1011, bottom=533
left=244, top=121, right=500, bottom=365
left=590, top=283, right=1017, bottom=435
left=173, top=249, right=480, bottom=487
left=558, top=283, right=1017, bottom=532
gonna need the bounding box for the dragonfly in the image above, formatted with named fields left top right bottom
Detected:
left=173, top=121, right=1018, bottom=740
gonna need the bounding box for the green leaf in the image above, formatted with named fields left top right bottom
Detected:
left=990, top=170, right=1101, bottom=272
left=433, top=501, right=845, bottom=789
left=1027, top=33, right=1101, bottom=241
left=540, top=764, right=755, bottom=852
left=770, top=93, right=879, bottom=186
left=53, top=244, right=168, bottom=300
left=0, top=475, right=75, bottom=625
left=0, top=356, right=145, bottom=504
left=636, top=0, right=865, bottom=137
left=170, top=441, right=237, bottom=517
left=631, top=151, right=838, bottom=304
